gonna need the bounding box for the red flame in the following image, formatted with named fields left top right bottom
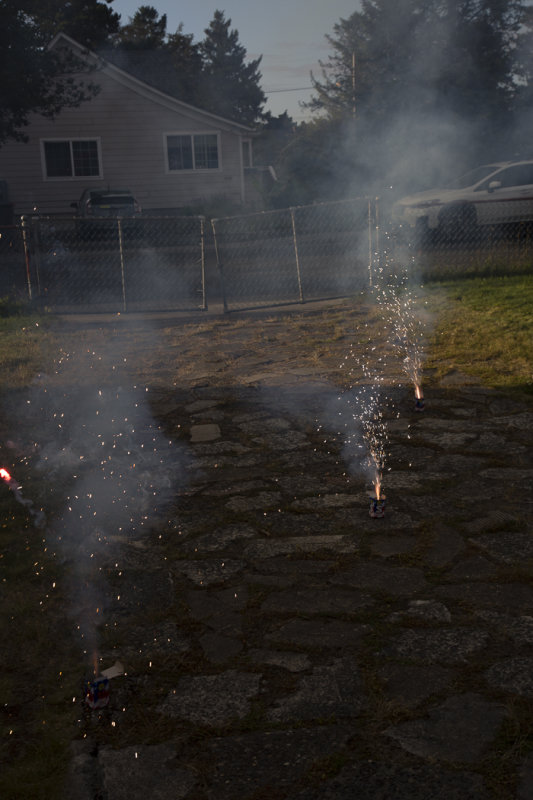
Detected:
left=0, top=467, right=12, bottom=482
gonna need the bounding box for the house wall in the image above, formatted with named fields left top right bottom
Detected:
left=0, top=68, right=246, bottom=216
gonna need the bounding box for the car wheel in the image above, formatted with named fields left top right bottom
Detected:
left=437, top=203, right=477, bottom=243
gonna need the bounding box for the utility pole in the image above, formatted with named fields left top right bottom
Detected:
left=351, top=50, right=356, bottom=119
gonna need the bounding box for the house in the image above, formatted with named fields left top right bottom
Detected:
left=0, top=33, right=258, bottom=217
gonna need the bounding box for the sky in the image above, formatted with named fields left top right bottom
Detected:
left=108, top=0, right=361, bottom=121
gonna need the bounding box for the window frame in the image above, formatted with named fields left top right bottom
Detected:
left=40, top=137, right=103, bottom=181
left=164, top=131, right=221, bottom=174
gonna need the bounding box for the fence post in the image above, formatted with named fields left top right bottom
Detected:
left=117, top=218, right=127, bottom=312
left=20, top=215, right=38, bottom=301
left=211, top=218, right=228, bottom=312
left=199, top=216, right=207, bottom=310
left=290, top=207, right=305, bottom=303
left=367, top=199, right=373, bottom=288
left=370, top=197, right=381, bottom=287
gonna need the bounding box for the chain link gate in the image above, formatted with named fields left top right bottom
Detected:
left=212, top=198, right=376, bottom=312
left=17, top=215, right=207, bottom=312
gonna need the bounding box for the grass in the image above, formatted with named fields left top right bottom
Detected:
left=0, top=273, right=531, bottom=797
left=424, top=274, right=533, bottom=395
left=0, top=315, right=56, bottom=389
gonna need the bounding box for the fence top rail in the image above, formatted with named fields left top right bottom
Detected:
left=212, top=196, right=375, bottom=224
left=19, top=214, right=205, bottom=223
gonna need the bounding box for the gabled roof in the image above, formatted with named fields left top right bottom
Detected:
left=49, top=32, right=255, bottom=135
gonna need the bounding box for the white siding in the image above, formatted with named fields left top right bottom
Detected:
left=0, top=68, right=247, bottom=215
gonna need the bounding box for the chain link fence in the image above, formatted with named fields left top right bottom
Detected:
left=2, top=197, right=532, bottom=315
left=389, top=204, right=533, bottom=281
left=3, top=215, right=206, bottom=313
left=0, top=225, right=30, bottom=300
left=212, top=198, right=374, bottom=311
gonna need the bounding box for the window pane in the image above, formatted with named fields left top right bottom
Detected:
left=44, top=141, right=72, bottom=177
left=167, top=135, right=193, bottom=170
left=194, top=134, right=219, bottom=169
left=72, top=140, right=100, bottom=176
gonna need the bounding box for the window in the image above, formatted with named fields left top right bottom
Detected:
left=42, top=139, right=101, bottom=179
left=495, top=164, right=533, bottom=188
left=166, top=133, right=219, bottom=171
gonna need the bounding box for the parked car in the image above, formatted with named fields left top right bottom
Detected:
left=71, top=188, right=142, bottom=218
left=392, top=160, right=533, bottom=238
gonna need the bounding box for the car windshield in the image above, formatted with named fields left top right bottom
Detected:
left=90, top=192, right=134, bottom=206
left=444, top=165, right=502, bottom=190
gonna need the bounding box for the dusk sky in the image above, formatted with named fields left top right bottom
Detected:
left=109, top=0, right=360, bottom=121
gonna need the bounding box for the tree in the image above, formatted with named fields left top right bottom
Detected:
left=254, top=111, right=297, bottom=168
left=199, top=10, right=265, bottom=125
left=264, top=118, right=359, bottom=207
left=510, top=3, right=533, bottom=155
left=166, top=26, right=204, bottom=105
left=18, top=0, right=120, bottom=49
left=310, top=0, right=524, bottom=125
left=0, top=1, right=99, bottom=145
left=117, top=5, right=167, bottom=49
left=305, top=0, right=528, bottom=194
left=106, top=8, right=203, bottom=107
left=104, top=7, right=264, bottom=122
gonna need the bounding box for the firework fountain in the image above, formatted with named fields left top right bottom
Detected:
left=2, top=342, right=184, bottom=713
left=377, top=267, right=427, bottom=412
left=337, top=340, right=390, bottom=518
left=333, top=229, right=427, bottom=517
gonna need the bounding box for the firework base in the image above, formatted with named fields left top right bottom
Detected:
left=369, top=494, right=386, bottom=518
left=85, top=676, right=110, bottom=709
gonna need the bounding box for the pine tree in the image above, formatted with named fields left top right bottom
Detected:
left=199, top=10, right=265, bottom=125
left=117, top=5, right=167, bottom=50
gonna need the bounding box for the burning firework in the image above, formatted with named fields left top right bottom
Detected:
left=369, top=480, right=386, bottom=518
left=0, top=466, right=14, bottom=486
left=335, top=345, right=390, bottom=518
left=0, top=467, right=46, bottom=527
left=414, top=383, right=425, bottom=412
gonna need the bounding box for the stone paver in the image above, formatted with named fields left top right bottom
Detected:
left=384, top=693, right=506, bottom=762
left=383, top=628, right=490, bottom=664
left=485, top=657, right=533, bottom=698
left=265, top=658, right=366, bottom=722
left=294, top=762, right=486, bottom=799
left=98, top=745, right=196, bottom=800
left=64, top=332, right=533, bottom=800
left=158, top=671, right=261, bottom=726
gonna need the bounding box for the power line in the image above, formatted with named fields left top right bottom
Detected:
left=264, top=86, right=313, bottom=94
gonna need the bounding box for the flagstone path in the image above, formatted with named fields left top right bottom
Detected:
left=64, top=310, right=532, bottom=800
